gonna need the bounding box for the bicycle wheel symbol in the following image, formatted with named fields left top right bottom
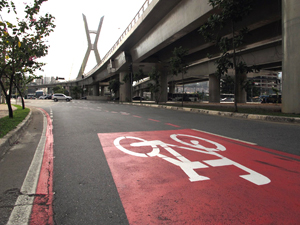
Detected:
left=114, top=136, right=160, bottom=157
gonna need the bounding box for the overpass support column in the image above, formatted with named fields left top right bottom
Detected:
left=236, top=74, right=247, bottom=103
left=93, top=83, right=99, bottom=96
left=209, top=74, right=220, bottom=103
left=169, top=82, right=175, bottom=94
left=157, top=65, right=168, bottom=102
left=282, top=0, right=300, bottom=113
left=65, top=86, right=70, bottom=95
left=139, top=90, right=143, bottom=97
left=119, top=72, right=131, bottom=102
left=100, top=86, right=105, bottom=96
left=160, top=74, right=168, bottom=102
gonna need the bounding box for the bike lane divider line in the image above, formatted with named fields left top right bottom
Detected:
left=133, top=115, right=142, bottom=118
left=192, top=128, right=300, bottom=161
left=148, top=118, right=160, bottom=122
left=98, top=129, right=300, bottom=224
left=165, top=123, right=181, bottom=128
left=192, top=129, right=257, bottom=146
left=29, top=108, right=54, bottom=225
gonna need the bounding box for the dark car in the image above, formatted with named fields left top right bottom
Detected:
left=45, top=94, right=52, bottom=99
left=132, top=96, right=145, bottom=100
left=266, top=94, right=282, bottom=103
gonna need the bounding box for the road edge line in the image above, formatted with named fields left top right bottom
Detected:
left=6, top=109, right=47, bottom=225
left=29, top=108, right=54, bottom=225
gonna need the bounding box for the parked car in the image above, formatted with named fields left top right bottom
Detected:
left=266, top=94, right=282, bottom=103
left=39, top=95, right=47, bottom=99
left=52, top=93, right=72, bottom=102
left=261, top=94, right=281, bottom=103
left=132, top=96, right=145, bottom=100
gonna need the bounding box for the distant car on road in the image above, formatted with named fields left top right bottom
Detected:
left=45, top=94, right=52, bottom=99
left=132, top=96, right=145, bottom=100
left=52, top=93, right=72, bottom=102
left=39, top=95, right=47, bottom=99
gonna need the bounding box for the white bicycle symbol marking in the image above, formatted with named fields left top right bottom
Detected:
left=114, top=134, right=270, bottom=185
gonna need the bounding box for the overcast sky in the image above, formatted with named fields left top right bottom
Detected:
left=7, top=0, right=146, bottom=81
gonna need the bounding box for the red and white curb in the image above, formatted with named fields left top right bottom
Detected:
left=7, top=108, right=54, bottom=225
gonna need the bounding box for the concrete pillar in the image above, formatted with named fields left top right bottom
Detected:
left=100, top=86, right=105, bottom=96
left=235, top=74, right=247, bottom=103
left=169, top=82, right=175, bottom=94
left=153, top=64, right=168, bottom=102
left=119, top=72, right=131, bottom=102
left=282, top=0, right=300, bottom=113
left=64, top=86, right=70, bottom=95
left=160, top=73, right=168, bottom=102
left=209, top=74, right=220, bottom=103
left=86, top=86, right=91, bottom=96
left=93, top=83, right=99, bottom=96
left=151, top=92, right=154, bottom=101
left=139, top=90, right=143, bottom=97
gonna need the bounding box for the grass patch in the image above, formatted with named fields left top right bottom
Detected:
left=0, top=104, right=30, bottom=138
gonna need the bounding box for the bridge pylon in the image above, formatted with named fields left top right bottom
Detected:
left=77, top=14, right=104, bottom=80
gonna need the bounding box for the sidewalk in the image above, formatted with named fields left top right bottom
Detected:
left=0, top=104, right=17, bottom=119
left=0, top=107, right=44, bottom=224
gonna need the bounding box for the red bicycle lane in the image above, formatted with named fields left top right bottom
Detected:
left=98, top=129, right=300, bottom=224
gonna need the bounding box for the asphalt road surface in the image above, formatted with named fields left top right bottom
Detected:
left=26, top=100, right=300, bottom=224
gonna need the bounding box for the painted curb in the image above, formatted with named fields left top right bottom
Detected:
left=121, top=102, right=300, bottom=124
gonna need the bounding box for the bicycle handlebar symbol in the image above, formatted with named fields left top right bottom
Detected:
left=114, top=134, right=270, bottom=185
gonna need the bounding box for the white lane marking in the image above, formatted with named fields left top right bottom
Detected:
left=7, top=109, right=47, bottom=225
left=192, top=129, right=257, bottom=145
left=50, top=108, right=53, bottom=122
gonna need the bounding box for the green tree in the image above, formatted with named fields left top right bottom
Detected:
left=221, top=75, right=234, bottom=94
left=108, top=78, right=122, bottom=98
left=123, top=65, right=147, bottom=84
left=169, top=46, right=189, bottom=107
left=148, top=67, right=161, bottom=104
left=198, top=0, right=255, bottom=112
left=0, top=0, right=55, bottom=117
left=53, top=85, right=67, bottom=95
left=70, top=86, right=83, bottom=99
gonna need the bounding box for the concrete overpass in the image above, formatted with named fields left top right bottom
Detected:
left=34, top=0, right=300, bottom=114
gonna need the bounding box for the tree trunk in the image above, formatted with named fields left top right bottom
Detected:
left=21, top=96, right=25, bottom=109
left=16, top=86, right=25, bottom=109
left=6, top=95, right=13, bottom=118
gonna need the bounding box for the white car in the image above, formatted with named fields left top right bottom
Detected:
left=52, top=93, right=72, bottom=102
